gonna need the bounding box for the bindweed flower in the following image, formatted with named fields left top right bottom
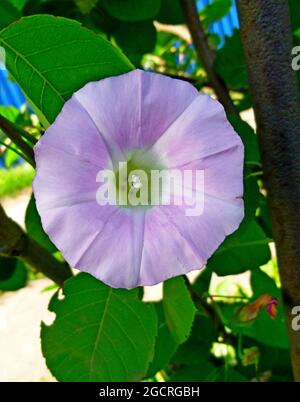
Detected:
left=266, top=297, right=279, bottom=319
left=235, top=294, right=279, bottom=324
left=33, top=70, right=244, bottom=288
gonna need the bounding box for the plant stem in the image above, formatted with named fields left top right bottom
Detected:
left=0, top=138, right=30, bottom=162
left=180, top=0, right=238, bottom=115
left=237, top=0, right=300, bottom=381
left=0, top=205, right=72, bottom=287
left=208, top=294, right=251, bottom=301
left=0, top=114, right=35, bottom=166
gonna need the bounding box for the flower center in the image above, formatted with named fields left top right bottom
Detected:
left=114, top=149, right=164, bottom=208
left=130, top=174, right=143, bottom=189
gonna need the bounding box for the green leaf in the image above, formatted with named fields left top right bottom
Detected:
left=0, top=258, right=27, bottom=291
left=208, top=220, right=271, bottom=276
left=41, top=273, right=157, bottom=381
left=193, top=267, right=212, bottom=295
left=200, top=0, right=232, bottom=30
left=25, top=195, right=57, bottom=253
left=243, top=175, right=260, bottom=221
left=190, top=313, right=218, bottom=345
left=171, top=313, right=218, bottom=366
left=147, top=303, right=178, bottom=377
left=163, top=276, right=196, bottom=344
left=231, top=116, right=261, bottom=222
left=228, top=115, right=260, bottom=166
left=257, top=344, right=293, bottom=381
left=172, top=339, right=210, bottom=367
left=5, top=147, right=20, bottom=167
left=101, top=0, right=161, bottom=22
left=257, top=195, right=273, bottom=238
left=0, top=105, right=20, bottom=123
left=75, top=0, right=98, bottom=15
left=156, top=0, right=184, bottom=25
left=289, top=0, right=300, bottom=34
left=9, top=0, right=28, bottom=11
left=0, top=15, right=133, bottom=126
left=113, top=20, right=157, bottom=60
left=0, top=0, right=21, bottom=31
left=215, top=29, right=248, bottom=90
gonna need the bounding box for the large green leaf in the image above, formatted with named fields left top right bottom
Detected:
left=0, top=257, right=27, bottom=291
left=25, top=195, right=57, bottom=253
left=0, top=0, right=21, bottom=31
left=147, top=303, right=178, bottom=377
left=41, top=273, right=157, bottom=381
left=101, top=0, right=161, bottom=22
left=208, top=220, right=271, bottom=276
left=163, top=276, right=196, bottom=344
left=0, top=15, right=133, bottom=126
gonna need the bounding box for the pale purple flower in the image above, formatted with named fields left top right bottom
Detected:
left=33, top=70, right=244, bottom=289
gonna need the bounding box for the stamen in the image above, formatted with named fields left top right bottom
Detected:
left=130, top=174, right=142, bottom=189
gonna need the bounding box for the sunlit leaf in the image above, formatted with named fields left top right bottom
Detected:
left=41, top=273, right=157, bottom=381
left=0, top=15, right=132, bottom=126
left=163, top=276, right=196, bottom=344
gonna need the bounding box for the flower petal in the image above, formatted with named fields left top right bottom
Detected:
left=35, top=96, right=112, bottom=169
left=154, top=196, right=244, bottom=275
left=145, top=93, right=243, bottom=169
left=33, top=145, right=100, bottom=211
left=73, top=69, right=198, bottom=159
